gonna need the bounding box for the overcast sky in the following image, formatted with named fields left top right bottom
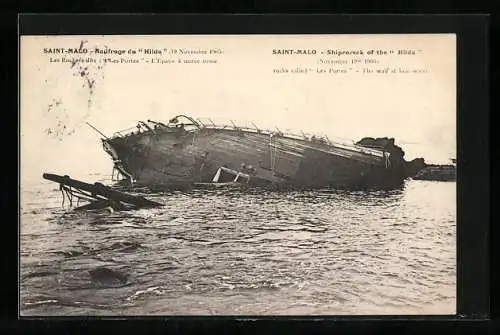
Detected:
left=21, top=34, right=456, bottom=183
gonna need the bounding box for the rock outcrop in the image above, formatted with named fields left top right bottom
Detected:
left=413, top=164, right=456, bottom=181
left=356, top=137, right=426, bottom=178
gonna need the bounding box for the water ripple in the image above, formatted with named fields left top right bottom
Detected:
left=20, top=178, right=456, bottom=315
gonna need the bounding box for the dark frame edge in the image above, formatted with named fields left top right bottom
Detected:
left=11, top=13, right=491, bottom=331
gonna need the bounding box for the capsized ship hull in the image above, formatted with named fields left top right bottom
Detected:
left=101, top=115, right=424, bottom=189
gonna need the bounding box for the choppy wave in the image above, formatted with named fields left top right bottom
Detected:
left=20, top=177, right=456, bottom=316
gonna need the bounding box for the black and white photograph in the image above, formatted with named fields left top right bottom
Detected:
left=20, top=33, right=456, bottom=316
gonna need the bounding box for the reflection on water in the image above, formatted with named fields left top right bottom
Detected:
left=20, top=176, right=456, bottom=316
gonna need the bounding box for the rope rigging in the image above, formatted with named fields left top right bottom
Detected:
left=59, top=183, right=108, bottom=209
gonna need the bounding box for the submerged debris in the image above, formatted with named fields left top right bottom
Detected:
left=42, top=173, right=163, bottom=211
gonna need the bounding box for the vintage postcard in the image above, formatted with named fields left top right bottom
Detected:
left=20, top=34, right=456, bottom=316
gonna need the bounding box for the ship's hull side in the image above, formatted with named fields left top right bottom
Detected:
left=104, top=128, right=403, bottom=189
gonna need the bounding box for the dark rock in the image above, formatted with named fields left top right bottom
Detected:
left=88, top=267, right=128, bottom=286
left=356, top=137, right=405, bottom=162
left=413, top=164, right=456, bottom=181
left=405, top=158, right=426, bottom=178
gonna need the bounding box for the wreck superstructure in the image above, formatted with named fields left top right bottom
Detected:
left=100, top=115, right=423, bottom=189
